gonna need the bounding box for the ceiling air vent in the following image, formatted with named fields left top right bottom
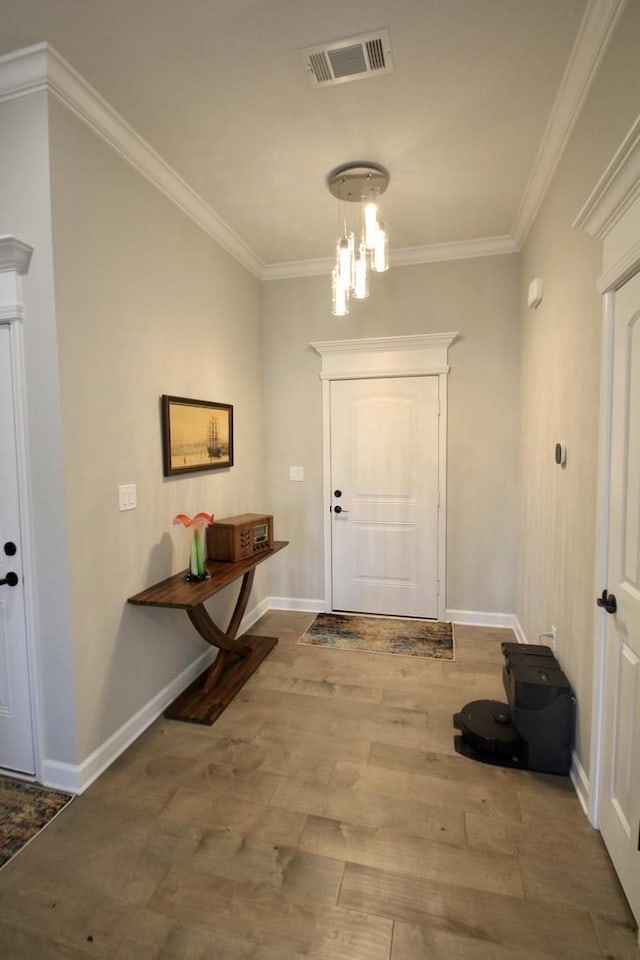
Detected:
left=301, top=29, right=393, bottom=87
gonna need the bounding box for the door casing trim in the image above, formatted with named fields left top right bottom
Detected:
left=0, top=236, right=41, bottom=780
left=575, top=115, right=640, bottom=828
left=311, top=334, right=458, bottom=620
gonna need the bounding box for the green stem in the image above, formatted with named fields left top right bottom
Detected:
left=194, top=527, right=204, bottom=575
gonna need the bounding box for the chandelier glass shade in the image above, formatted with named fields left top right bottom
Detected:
left=327, top=162, right=389, bottom=316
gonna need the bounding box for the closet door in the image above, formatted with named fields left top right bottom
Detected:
left=598, top=270, right=640, bottom=924
left=0, top=321, right=35, bottom=774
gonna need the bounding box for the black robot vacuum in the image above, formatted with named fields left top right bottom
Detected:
left=453, top=643, right=576, bottom=775
left=453, top=699, right=525, bottom=768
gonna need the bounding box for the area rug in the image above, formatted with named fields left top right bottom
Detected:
left=0, top=776, right=72, bottom=868
left=298, top=612, right=454, bottom=660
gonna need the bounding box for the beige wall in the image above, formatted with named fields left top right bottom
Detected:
left=48, top=98, right=266, bottom=762
left=517, top=0, right=640, bottom=772
left=3, top=0, right=637, bottom=788
left=261, top=254, right=521, bottom=615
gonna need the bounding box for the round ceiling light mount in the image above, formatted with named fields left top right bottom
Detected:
left=327, top=161, right=390, bottom=202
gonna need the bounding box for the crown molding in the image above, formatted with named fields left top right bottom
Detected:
left=0, top=2, right=621, bottom=287
left=0, top=43, right=265, bottom=279
left=257, top=0, right=625, bottom=279
left=200, top=0, right=624, bottom=280
left=391, top=235, right=519, bottom=267
left=511, top=0, right=627, bottom=247
left=260, top=235, right=519, bottom=281
left=261, top=257, right=331, bottom=281
left=573, top=113, right=640, bottom=238
left=2, top=43, right=516, bottom=284
left=0, top=43, right=49, bottom=100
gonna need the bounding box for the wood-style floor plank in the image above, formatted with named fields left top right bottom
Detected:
left=176, top=732, right=338, bottom=784
left=340, top=862, right=603, bottom=959
left=248, top=664, right=385, bottom=705
left=390, top=918, right=590, bottom=960
left=0, top=610, right=636, bottom=960
left=298, top=814, right=524, bottom=896
left=270, top=775, right=466, bottom=845
left=160, top=786, right=308, bottom=846
left=330, top=758, right=523, bottom=819
left=149, top=869, right=393, bottom=960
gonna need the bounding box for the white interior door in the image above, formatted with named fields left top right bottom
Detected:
left=0, top=322, right=35, bottom=774
left=330, top=376, right=440, bottom=618
left=598, top=271, right=640, bottom=923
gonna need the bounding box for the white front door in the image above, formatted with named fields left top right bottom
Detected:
left=0, top=321, right=35, bottom=774
left=598, top=270, right=640, bottom=923
left=330, top=376, right=440, bottom=618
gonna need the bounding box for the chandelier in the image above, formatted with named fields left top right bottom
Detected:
left=327, top=161, right=390, bottom=316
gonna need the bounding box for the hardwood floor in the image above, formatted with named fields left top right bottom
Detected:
left=0, top=612, right=638, bottom=959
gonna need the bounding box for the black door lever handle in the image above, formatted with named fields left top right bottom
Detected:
left=597, top=589, right=617, bottom=614
left=0, top=572, right=18, bottom=587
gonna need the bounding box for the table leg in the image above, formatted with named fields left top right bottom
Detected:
left=187, top=604, right=251, bottom=656
left=164, top=568, right=277, bottom=725
left=226, top=567, right=255, bottom=639
left=201, top=650, right=228, bottom=694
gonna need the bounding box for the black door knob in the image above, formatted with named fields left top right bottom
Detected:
left=0, top=572, right=19, bottom=587
left=3, top=542, right=17, bottom=556
left=334, top=505, right=343, bottom=514
left=597, top=590, right=617, bottom=614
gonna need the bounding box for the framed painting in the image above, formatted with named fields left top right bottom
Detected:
left=161, top=395, right=234, bottom=476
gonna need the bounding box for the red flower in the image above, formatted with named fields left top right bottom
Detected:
left=173, top=512, right=213, bottom=529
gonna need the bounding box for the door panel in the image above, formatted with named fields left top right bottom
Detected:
left=330, top=376, right=439, bottom=618
left=611, top=642, right=637, bottom=832
left=600, top=272, right=640, bottom=923
left=0, top=323, right=34, bottom=774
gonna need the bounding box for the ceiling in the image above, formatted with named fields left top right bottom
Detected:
left=0, top=0, right=608, bottom=276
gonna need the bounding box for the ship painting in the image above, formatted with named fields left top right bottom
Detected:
left=162, top=395, right=234, bottom=476
left=207, top=417, right=223, bottom=460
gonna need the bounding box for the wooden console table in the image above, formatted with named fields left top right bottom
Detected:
left=128, top=541, right=288, bottom=725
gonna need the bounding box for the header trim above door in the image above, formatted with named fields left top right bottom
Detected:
left=0, top=236, right=33, bottom=324
left=311, top=333, right=459, bottom=380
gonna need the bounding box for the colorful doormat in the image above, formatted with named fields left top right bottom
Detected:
left=298, top=612, right=454, bottom=660
left=0, top=776, right=72, bottom=868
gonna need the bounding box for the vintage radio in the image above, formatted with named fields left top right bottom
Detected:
left=207, top=513, right=273, bottom=562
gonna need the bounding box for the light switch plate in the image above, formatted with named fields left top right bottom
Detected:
left=289, top=466, right=304, bottom=482
left=528, top=277, right=544, bottom=309
left=118, top=483, right=137, bottom=511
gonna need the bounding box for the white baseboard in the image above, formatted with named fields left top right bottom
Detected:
left=239, top=596, right=270, bottom=632
left=570, top=750, right=590, bottom=817
left=445, top=608, right=521, bottom=633
left=40, top=646, right=217, bottom=794
left=510, top=615, right=529, bottom=645
left=266, top=600, right=522, bottom=623
left=38, top=595, right=281, bottom=795
left=38, top=599, right=581, bottom=803
left=266, top=596, right=326, bottom=613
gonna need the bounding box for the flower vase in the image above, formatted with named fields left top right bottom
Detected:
left=173, top=512, right=213, bottom=583
left=186, top=526, right=208, bottom=582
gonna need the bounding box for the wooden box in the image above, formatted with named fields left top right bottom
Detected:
left=207, top=513, right=273, bottom=562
